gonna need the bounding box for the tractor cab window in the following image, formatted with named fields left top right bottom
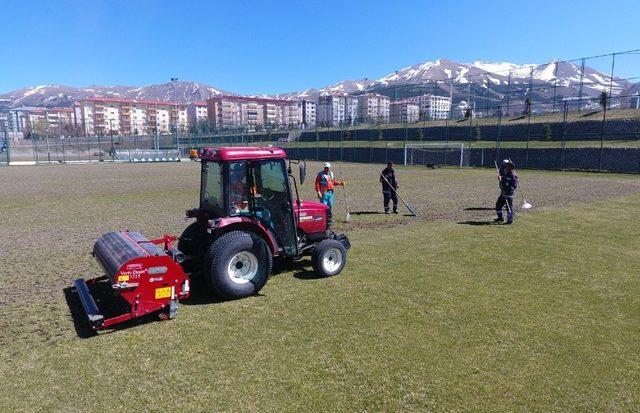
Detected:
left=201, top=161, right=225, bottom=217
left=229, top=161, right=251, bottom=216
left=250, top=159, right=297, bottom=256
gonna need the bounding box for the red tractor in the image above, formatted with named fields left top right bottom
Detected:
left=74, top=147, right=350, bottom=330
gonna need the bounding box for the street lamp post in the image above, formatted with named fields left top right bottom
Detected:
left=171, top=77, right=180, bottom=157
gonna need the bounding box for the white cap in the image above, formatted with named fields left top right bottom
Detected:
left=323, top=162, right=331, bottom=168
left=502, top=159, right=510, bottom=164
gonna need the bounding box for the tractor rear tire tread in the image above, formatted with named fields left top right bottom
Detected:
left=204, top=230, right=272, bottom=299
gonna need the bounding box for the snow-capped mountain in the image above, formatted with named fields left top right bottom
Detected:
left=0, top=59, right=635, bottom=111
left=271, top=79, right=373, bottom=101
left=274, top=58, right=631, bottom=106
left=371, top=58, right=626, bottom=91
left=0, top=81, right=227, bottom=109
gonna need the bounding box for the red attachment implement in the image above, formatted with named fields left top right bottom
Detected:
left=74, top=231, right=190, bottom=330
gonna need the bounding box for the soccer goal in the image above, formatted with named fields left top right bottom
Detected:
left=404, top=142, right=468, bottom=167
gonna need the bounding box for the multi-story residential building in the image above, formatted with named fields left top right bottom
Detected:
left=188, top=101, right=209, bottom=130
left=390, top=101, right=420, bottom=124
left=75, top=97, right=187, bottom=136
left=208, top=96, right=241, bottom=130
left=299, top=100, right=316, bottom=128
left=406, top=94, right=452, bottom=120
left=357, top=93, right=390, bottom=123
left=240, top=101, right=264, bottom=129
left=8, top=106, right=78, bottom=137
left=317, top=94, right=358, bottom=127
left=262, top=102, right=278, bottom=127
left=8, top=107, right=39, bottom=134
left=207, top=96, right=303, bottom=131
left=277, top=101, right=302, bottom=129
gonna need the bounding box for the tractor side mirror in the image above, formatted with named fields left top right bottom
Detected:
left=299, top=161, right=306, bottom=185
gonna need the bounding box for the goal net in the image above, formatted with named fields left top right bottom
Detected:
left=404, top=143, right=468, bottom=167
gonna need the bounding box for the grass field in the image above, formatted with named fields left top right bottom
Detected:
left=1, top=161, right=639, bottom=411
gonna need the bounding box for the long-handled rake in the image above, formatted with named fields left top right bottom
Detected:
left=377, top=169, right=418, bottom=217
left=506, top=159, right=533, bottom=209
left=519, top=187, right=533, bottom=209
left=339, top=166, right=351, bottom=222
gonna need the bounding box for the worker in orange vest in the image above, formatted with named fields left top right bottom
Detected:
left=315, top=162, right=345, bottom=211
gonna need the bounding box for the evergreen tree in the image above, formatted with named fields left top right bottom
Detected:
left=464, top=108, right=473, bottom=119
left=543, top=124, right=552, bottom=141
left=599, top=91, right=608, bottom=110
left=523, top=97, right=532, bottom=116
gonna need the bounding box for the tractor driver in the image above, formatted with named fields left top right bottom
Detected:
left=229, top=162, right=255, bottom=215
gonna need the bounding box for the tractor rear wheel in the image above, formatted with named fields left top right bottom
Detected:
left=178, top=222, right=209, bottom=257
left=204, top=231, right=272, bottom=299
left=311, top=239, right=347, bottom=277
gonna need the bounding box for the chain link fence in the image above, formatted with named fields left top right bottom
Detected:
left=2, top=112, right=639, bottom=173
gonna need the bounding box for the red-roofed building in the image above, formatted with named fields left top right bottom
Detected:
left=206, top=95, right=304, bottom=131
left=75, top=96, right=188, bottom=136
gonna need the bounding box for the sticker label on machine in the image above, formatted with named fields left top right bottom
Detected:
left=155, top=287, right=172, bottom=299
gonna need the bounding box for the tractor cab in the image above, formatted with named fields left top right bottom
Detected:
left=197, top=147, right=300, bottom=256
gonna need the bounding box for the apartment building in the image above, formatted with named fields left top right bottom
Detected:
left=390, top=101, right=420, bottom=124
left=208, top=96, right=241, bottom=130
left=299, top=100, right=316, bottom=128
left=207, top=96, right=303, bottom=130
left=406, top=94, right=452, bottom=120
left=75, top=97, right=188, bottom=136
left=357, top=93, right=390, bottom=123
left=8, top=106, right=78, bottom=137
left=276, top=101, right=302, bottom=129
left=317, top=94, right=358, bottom=127
left=187, top=101, right=209, bottom=129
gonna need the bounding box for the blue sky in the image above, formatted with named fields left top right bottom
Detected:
left=1, top=0, right=639, bottom=94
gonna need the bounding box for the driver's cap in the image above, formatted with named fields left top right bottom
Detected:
left=323, top=162, right=331, bottom=168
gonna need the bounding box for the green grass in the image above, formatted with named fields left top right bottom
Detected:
left=1, top=163, right=639, bottom=411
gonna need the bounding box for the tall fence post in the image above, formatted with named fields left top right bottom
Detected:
left=496, top=107, right=502, bottom=163
left=98, top=134, right=103, bottom=162
left=598, top=98, right=608, bottom=172
left=560, top=101, right=568, bottom=170
left=2, top=125, right=10, bottom=165
left=524, top=99, right=533, bottom=169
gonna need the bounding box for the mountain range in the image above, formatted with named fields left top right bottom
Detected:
left=0, top=58, right=635, bottom=111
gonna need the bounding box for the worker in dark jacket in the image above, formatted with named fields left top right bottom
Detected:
left=495, top=160, right=519, bottom=224
left=380, top=161, right=399, bottom=214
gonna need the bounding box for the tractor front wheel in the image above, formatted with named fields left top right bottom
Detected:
left=311, top=239, right=347, bottom=277
left=204, top=231, right=272, bottom=299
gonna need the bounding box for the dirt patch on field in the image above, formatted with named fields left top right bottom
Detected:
left=320, top=165, right=640, bottom=230
left=1, top=161, right=639, bottom=348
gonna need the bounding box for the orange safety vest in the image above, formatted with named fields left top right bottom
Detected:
left=315, top=171, right=338, bottom=193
